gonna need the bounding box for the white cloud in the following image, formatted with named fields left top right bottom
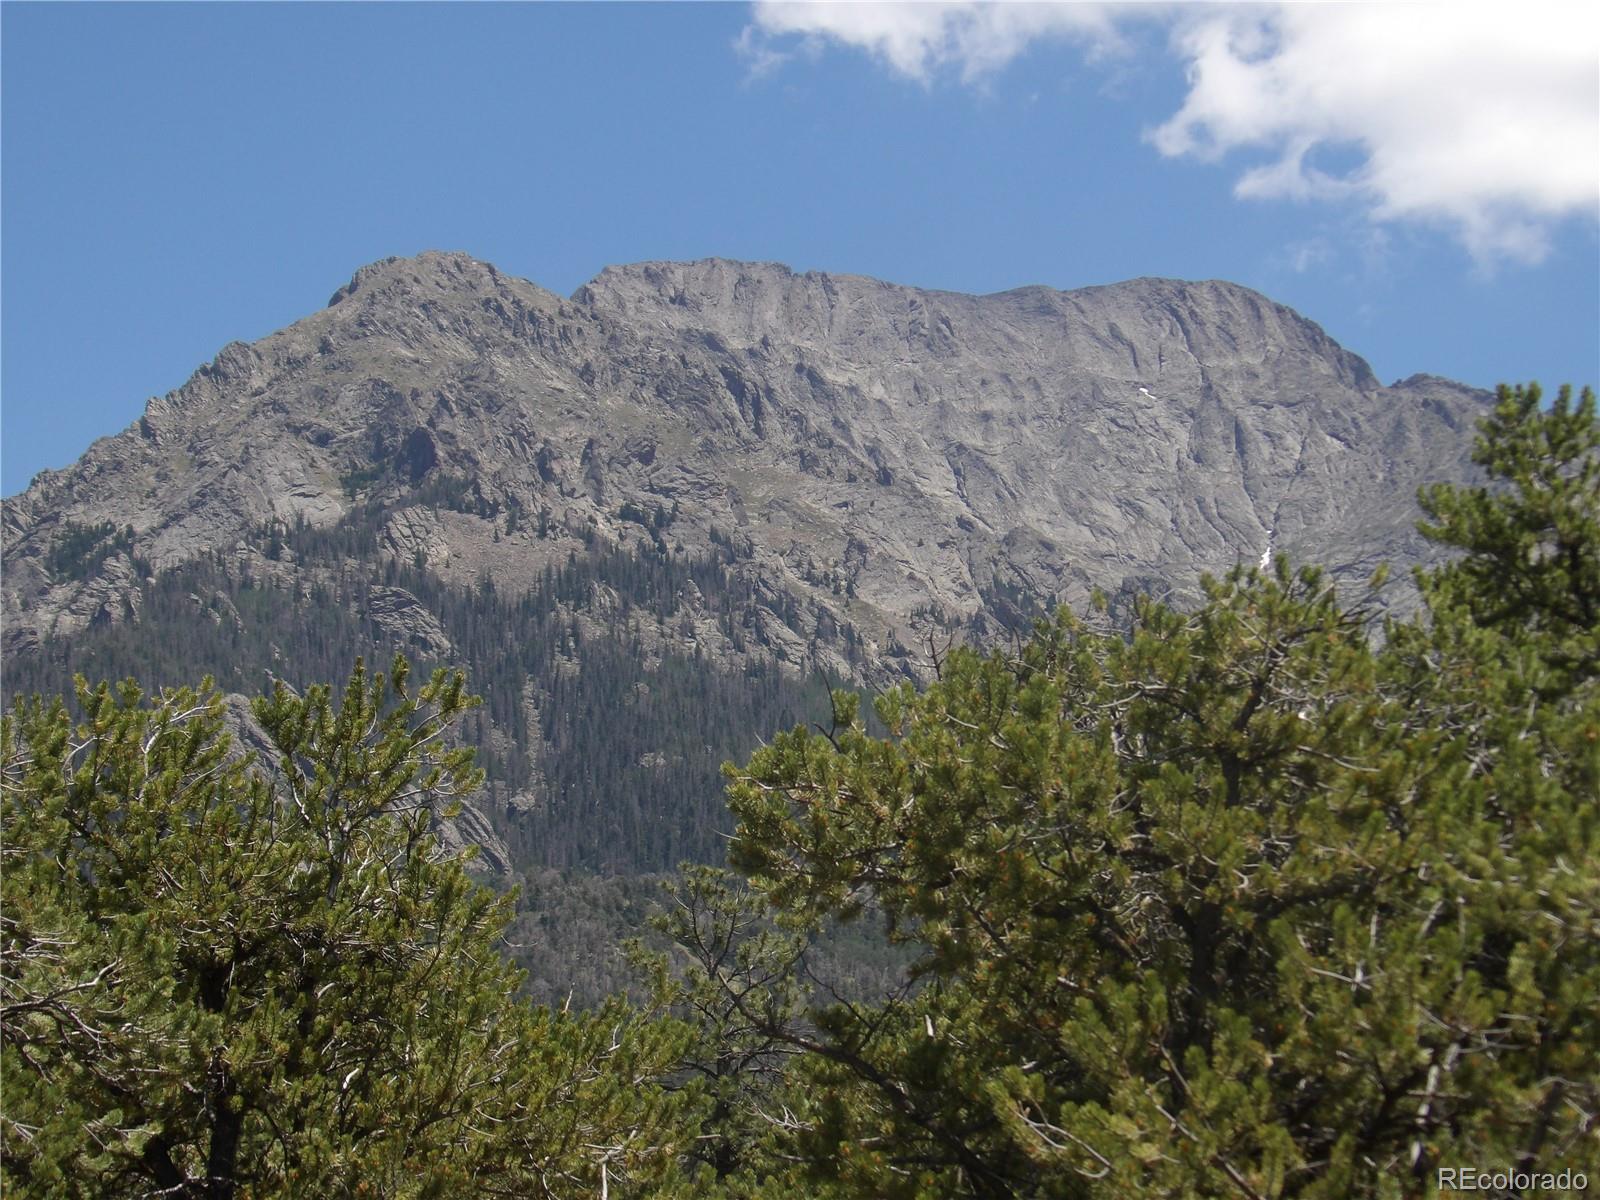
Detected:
left=743, top=2, right=1600, bottom=265
left=734, top=23, right=796, bottom=80
left=746, top=2, right=1126, bottom=84
left=1149, top=6, right=1599, bottom=264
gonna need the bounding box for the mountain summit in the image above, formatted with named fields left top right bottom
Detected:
left=1, top=251, right=1490, bottom=871
left=4, top=250, right=1482, bottom=655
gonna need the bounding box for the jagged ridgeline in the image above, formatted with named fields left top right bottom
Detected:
left=4, top=251, right=1492, bottom=882
left=2, top=493, right=850, bottom=875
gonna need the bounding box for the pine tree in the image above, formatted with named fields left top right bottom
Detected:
left=1, top=658, right=698, bottom=1197
left=1418, top=382, right=1599, bottom=684
left=679, top=383, right=1599, bottom=1197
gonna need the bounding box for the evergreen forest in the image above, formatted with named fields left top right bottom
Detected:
left=3, top=384, right=1596, bottom=1197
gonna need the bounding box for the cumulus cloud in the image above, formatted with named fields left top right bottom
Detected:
left=1149, top=6, right=1599, bottom=264
left=743, top=2, right=1600, bottom=264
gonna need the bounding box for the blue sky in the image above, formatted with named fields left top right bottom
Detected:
left=3, top=2, right=1596, bottom=495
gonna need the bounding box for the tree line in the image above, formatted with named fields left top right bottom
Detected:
left=5, top=516, right=850, bottom=875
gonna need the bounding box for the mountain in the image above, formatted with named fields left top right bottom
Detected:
left=2, top=251, right=1488, bottom=878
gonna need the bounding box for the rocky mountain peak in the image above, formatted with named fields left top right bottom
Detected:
left=3, top=250, right=1494, bottom=875
left=327, top=250, right=511, bottom=308
left=5, top=251, right=1485, bottom=674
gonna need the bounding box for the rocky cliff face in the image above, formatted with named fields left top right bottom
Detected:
left=1, top=252, right=1488, bottom=872
left=3, top=250, right=1484, bottom=661
left=573, top=259, right=1481, bottom=621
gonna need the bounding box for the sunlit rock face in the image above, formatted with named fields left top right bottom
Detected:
left=4, top=250, right=1484, bottom=662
